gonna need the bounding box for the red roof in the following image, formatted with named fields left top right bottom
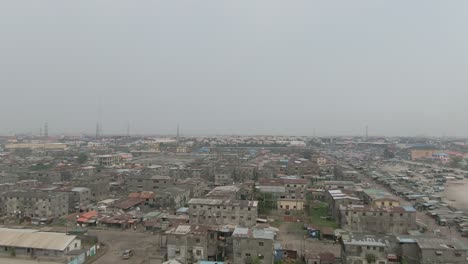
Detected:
left=80, top=210, right=98, bottom=219
left=77, top=217, right=89, bottom=223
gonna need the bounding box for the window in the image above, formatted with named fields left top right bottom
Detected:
left=210, top=233, right=215, bottom=239
left=248, top=207, right=251, bottom=211
left=232, top=216, right=236, bottom=220
left=196, top=249, right=201, bottom=256
left=259, top=254, right=264, bottom=259
left=196, top=238, right=201, bottom=243
left=245, top=253, right=251, bottom=257
left=75, top=243, right=78, bottom=248
left=259, top=242, right=264, bottom=246
left=389, top=202, right=393, bottom=206
left=362, top=212, right=366, bottom=216
left=379, top=247, right=384, bottom=252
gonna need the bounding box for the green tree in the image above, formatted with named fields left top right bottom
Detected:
left=450, top=156, right=463, bottom=168
left=77, top=153, right=88, bottom=164
left=366, top=253, right=376, bottom=264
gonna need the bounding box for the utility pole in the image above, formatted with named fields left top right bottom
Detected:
left=44, top=122, right=48, bottom=141
left=365, top=125, right=368, bottom=140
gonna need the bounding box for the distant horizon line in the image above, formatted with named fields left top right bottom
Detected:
left=0, top=132, right=465, bottom=140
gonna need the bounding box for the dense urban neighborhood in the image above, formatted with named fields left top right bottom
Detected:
left=1, top=133, right=468, bottom=264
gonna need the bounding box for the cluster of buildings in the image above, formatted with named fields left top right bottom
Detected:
left=2, top=134, right=468, bottom=263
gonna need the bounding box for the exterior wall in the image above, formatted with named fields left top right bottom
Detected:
left=127, top=176, right=175, bottom=192
left=233, top=237, right=274, bottom=264
left=215, top=173, right=232, bottom=186
left=0, top=238, right=81, bottom=260
left=278, top=199, right=304, bottom=210
left=189, top=203, right=257, bottom=227
left=166, top=233, right=209, bottom=264
left=339, top=208, right=416, bottom=235
left=2, top=192, right=69, bottom=218
left=371, top=199, right=400, bottom=208
left=341, top=244, right=389, bottom=264
left=419, top=248, right=468, bottom=264
left=410, top=149, right=436, bottom=160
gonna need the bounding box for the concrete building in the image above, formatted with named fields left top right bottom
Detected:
left=339, top=205, right=417, bottom=235
left=232, top=227, right=275, bottom=264
left=277, top=199, right=304, bottom=211
left=127, top=175, right=175, bottom=192
left=410, top=148, right=437, bottom=161
left=361, top=189, right=400, bottom=208
left=215, top=173, right=232, bottom=186
left=94, top=154, right=121, bottom=166
left=0, top=228, right=81, bottom=261
left=166, top=224, right=223, bottom=264
left=399, top=236, right=468, bottom=264
left=1, top=190, right=69, bottom=219
left=70, top=187, right=92, bottom=209
left=206, top=185, right=241, bottom=200
left=257, top=177, right=307, bottom=199
left=325, top=190, right=362, bottom=220
left=188, top=198, right=258, bottom=227
left=340, top=233, right=398, bottom=264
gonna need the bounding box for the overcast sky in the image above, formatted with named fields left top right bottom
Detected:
left=1, top=1, right=467, bottom=137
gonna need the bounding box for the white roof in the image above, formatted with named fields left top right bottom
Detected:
left=0, top=228, right=77, bottom=251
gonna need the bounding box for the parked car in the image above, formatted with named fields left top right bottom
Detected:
left=122, top=249, right=133, bottom=259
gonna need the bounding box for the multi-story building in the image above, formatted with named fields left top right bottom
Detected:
left=232, top=227, right=275, bottom=264
left=188, top=198, right=258, bottom=227
left=361, top=189, right=400, bottom=208
left=325, top=189, right=362, bottom=219
left=166, top=224, right=223, bottom=264
left=399, top=236, right=468, bottom=264
left=1, top=190, right=69, bottom=219
left=94, top=154, right=121, bottom=166
left=340, top=233, right=398, bottom=264
left=214, top=173, right=232, bottom=186
left=127, top=175, right=175, bottom=192
left=339, top=205, right=417, bottom=235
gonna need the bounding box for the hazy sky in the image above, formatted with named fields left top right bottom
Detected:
left=1, top=1, right=467, bottom=137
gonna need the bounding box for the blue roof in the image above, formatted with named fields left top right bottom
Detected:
left=176, top=207, right=189, bottom=213
left=402, top=206, right=416, bottom=212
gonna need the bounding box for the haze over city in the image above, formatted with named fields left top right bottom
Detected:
left=1, top=1, right=467, bottom=136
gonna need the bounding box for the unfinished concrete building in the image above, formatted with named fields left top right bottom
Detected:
left=232, top=227, right=275, bottom=264
left=1, top=190, right=69, bottom=219
left=188, top=198, right=258, bottom=227
left=339, top=205, right=417, bottom=235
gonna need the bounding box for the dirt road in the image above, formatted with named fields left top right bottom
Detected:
left=87, top=229, right=160, bottom=264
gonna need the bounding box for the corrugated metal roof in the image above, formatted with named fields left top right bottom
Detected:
left=0, top=228, right=77, bottom=251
